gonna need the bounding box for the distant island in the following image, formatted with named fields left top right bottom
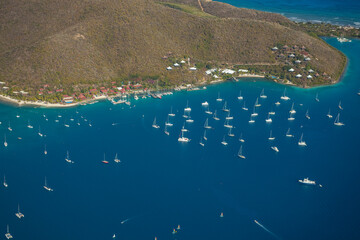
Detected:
left=0, top=0, right=351, bottom=106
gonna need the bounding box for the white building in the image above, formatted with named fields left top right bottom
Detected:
left=288, top=68, right=295, bottom=72
left=296, top=74, right=302, bottom=78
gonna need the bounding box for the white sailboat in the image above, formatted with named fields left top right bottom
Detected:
left=152, top=117, right=160, bottom=129
left=275, top=101, right=281, bottom=106
left=3, top=175, right=8, bottom=188
left=221, top=135, right=228, bottom=145
left=15, top=204, right=24, bottom=219
left=164, top=124, right=170, bottom=135
left=225, top=110, right=233, bottom=120
left=265, top=112, right=272, bottom=123
left=203, top=130, right=207, bottom=141
left=315, top=93, right=320, bottom=102
left=114, top=153, right=121, bottom=163
left=289, top=102, right=296, bottom=114
left=338, top=101, right=343, bottom=110
left=205, top=105, right=213, bottom=115
left=4, top=134, right=8, bottom=147
left=165, top=116, right=173, bottom=126
left=228, top=128, right=234, bottom=137
left=237, top=145, right=245, bottom=159
left=181, top=123, right=188, bottom=132
left=201, top=101, right=209, bottom=106
left=260, top=88, right=267, bottom=99
left=239, top=133, right=245, bottom=142
left=199, top=138, right=205, bottom=147
left=251, top=105, right=258, bottom=117
left=38, top=126, right=43, bottom=137
left=288, top=112, right=295, bottom=121
left=8, top=122, right=12, bottom=132
left=298, top=133, right=307, bottom=146
left=65, top=151, right=74, bottom=163
left=213, top=110, right=220, bottom=120
left=184, top=100, right=191, bottom=112
left=254, top=97, right=261, bottom=107
left=271, top=146, right=279, bottom=152
left=222, top=101, right=229, bottom=112
left=242, top=101, right=248, bottom=111
left=216, top=92, right=223, bottom=102
left=268, top=130, right=275, bottom=140
left=168, top=106, right=175, bottom=117
left=305, top=109, right=310, bottom=119
left=204, top=118, right=212, bottom=129
left=248, top=116, right=255, bottom=124
left=237, top=90, right=243, bottom=100
left=44, top=145, right=48, bottom=155
left=186, top=112, right=194, bottom=123
left=43, top=177, right=54, bottom=191
left=5, top=224, right=13, bottom=239
left=178, top=130, right=190, bottom=142
left=334, top=113, right=345, bottom=126
left=27, top=120, right=33, bottom=129
left=326, top=109, right=333, bottom=118
left=286, top=128, right=294, bottom=137
left=224, top=119, right=233, bottom=128
left=280, top=88, right=290, bottom=100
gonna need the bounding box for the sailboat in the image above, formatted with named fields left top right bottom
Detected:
left=152, top=117, right=160, bottom=129
left=280, top=88, right=290, bottom=100
left=182, top=109, right=188, bottom=118
left=289, top=102, right=296, bottom=114
left=225, top=110, right=234, bottom=120
left=248, top=115, right=255, bottom=124
left=216, top=92, right=223, bottom=102
left=165, top=116, right=173, bottom=126
left=251, top=105, right=258, bottom=117
left=213, top=110, right=220, bottom=120
left=221, top=135, right=228, bottom=145
left=238, top=145, right=245, bottom=159
left=181, top=123, right=188, bottom=132
left=204, top=118, right=212, bottom=129
left=224, top=118, right=233, bottom=128
left=275, top=101, right=281, bottom=106
left=201, top=101, right=209, bottom=106
left=326, top=109, right=333, bottom=118
left=64, top=122, right=70, bottom=128
left=15, top=204, right=24, bottom=219
left=271, top=146, right=279, bottom=152
left=203, top=130, right=207, bottom=141
left=5, top=225, right=13, bottom=239
left=268, top=130, right=275, bottom=140
left=222, top=101, right=229, bottom=112
left=8, top=122, right=12, bottom=132
left=334, top=113, right=345, bottom=126
left=265, top=112, right=272, bottom=123
left=164, top=124, right=170, bottom=135
left=305, top=109, right=310, bottom=119
left=184, top=100, right=191, bottom=112
left=168, top=106, right=175, bottom=117
left=38, top=126, right=43, bottom=137
left=178, top=130, right=190, bottom=142
left=228, top=128, right=235, bottom=137
left=260, top=88, right=267, bottom=99
left=27, top=120, right=33, bottom=129
left=242, top=101, right=248, bottom=111
left=338, top=101, right=343, bottom=110
left=102, top=153, right=109, bottom=164
left=3, top=175, right=8, bottom=188
left=114, top=153, right=120, bottom=163
left=199, top=137, right=205, bottom=147
left=239, top=133, right=245, bottom=142
left=269, top=106, right=275, bottom=115
left=288, top=112, right=295, bottom=121
left=44, top=145, right=48, bottom=155
left=237, top=90, right=243, bottom=100
left=186, top=112, right=194, bottom=123
left=298, top=133, right=307, bottom=146
left=286, top=128, right=294, bottom=137
left=315, top=93, right=320, bottom=102
left=65, top=151, right=74, bottom=163
left=43, top=177, right=53, bottom=191
left=4, top=134, right=8, bottom=147
left=205, top=106, right=212, bottom=115
left=254, top=97, right=261, bottom=107
left=16, top=114, right=20, bottom=118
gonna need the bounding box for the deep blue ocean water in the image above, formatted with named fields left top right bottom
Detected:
left=1, top=4, right=360, bottom=238
left=220, top=0, right=360, bottom=26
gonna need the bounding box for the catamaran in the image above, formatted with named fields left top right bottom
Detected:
left=65, top=151, right=74, bottom=163
left=242, top=101, right=248, bottom=111
left=203, top=130, right=207, bottom=141
left=178, top=130, right=190, bottom=142
left=102, top=153, right=109, bottom=164
left=299, top=177, right=316, bottom=185
left=228, top=128, right=235, bottom=137
left=305, top=109, right=310, bottom=119
left=204, top=118, right=212, bottom=129
left=152, top=117, right=160, bottom=129
left=326, top=109, right=333, bottom=118
left=237, top=90, right=243, bottom=100
left=338, top=101, right=343, bottom=110
left=222, top=101, right=229, bottom=112
left=268, top=130, right=275, bottom=140
left=15, top=204, right=24, bottom=219
left=184, top=100, right=191, bottom=112
left=288, top=112, right=295, bottom=121
left=5, top=224, right=13, bottom=239
left=280, top=88, right=290, bottom=101
left=43, top=177, right=53, bottom=191
left=221, top=135, right=228, bottom=145
left=226, top=110, right=234, bottom=120
left=260, top=89, right=267, bottom=99
left=239, top=133, right=245, bottom=142
left=334, top=113, right=345, bottom=126
left=271, top=146, right=279, bottom=152
left=216, top=92, right=223, bottom=102
left=265, top=112, right=272, bottom=123
left=315, top=93, right=320, bottom=102
left=4, top=134, right=8, bottom=147
left=114, top=153, right=120, bottom=163
left=8, top=122, right=12, bottom=132
left=286, top=128, right=294, bottom=137
left=213, top=110, right=220, bottom=120
left=298, top=133, right=307, bottom=146
left=238, top=145, right=245, bottom=159
left=254, top=97, right=261, bottom=107
left=168, top=107, right=175, bottom=117
left=3, top=175, right=8, bottom=188
left=289, top=102, right=296, bottom=114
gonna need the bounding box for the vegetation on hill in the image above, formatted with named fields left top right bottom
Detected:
left=0, top=0, right=347, bottom=103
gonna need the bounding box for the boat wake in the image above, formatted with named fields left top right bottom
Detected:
left=254, top=220, right=281, bottom=240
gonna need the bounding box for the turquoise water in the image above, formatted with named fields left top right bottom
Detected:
left=0, top=38, right=360, bottom=239
left=219, top=0, right=360, bottom=26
